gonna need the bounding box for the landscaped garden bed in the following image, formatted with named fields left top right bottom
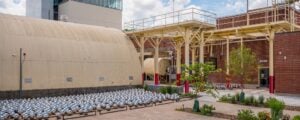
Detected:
left=176, top=105, right=238, bottom=120
left=218, top=91, right=300, bottom=112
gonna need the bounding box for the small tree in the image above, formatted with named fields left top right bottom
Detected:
left=181, top=62, right=219, bottom=96
left=181, top=62, right=219, bottom=112
left=229, top=46, right=259, bottom=88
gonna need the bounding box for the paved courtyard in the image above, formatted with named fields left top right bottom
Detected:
left=69, top=100, right=226, bottom=120
left=56, top=89, right=300, bottom=120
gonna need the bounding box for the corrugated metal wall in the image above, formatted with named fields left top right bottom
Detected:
left=0, top=13, right=141, bottom=91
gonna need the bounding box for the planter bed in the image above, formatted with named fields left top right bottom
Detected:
left=177, top=108, right=237, bottom=120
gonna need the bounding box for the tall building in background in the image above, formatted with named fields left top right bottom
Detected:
left=26, top=0, right=122, bottom=29
left=26, top=0, right=54, bottom=20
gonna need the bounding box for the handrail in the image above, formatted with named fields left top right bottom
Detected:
left=123, top=8, right=217, bottom=31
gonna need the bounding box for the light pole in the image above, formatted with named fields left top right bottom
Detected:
left=19, top=48, right=23, bottom=98
left=173, top=0, right=175, bottom=23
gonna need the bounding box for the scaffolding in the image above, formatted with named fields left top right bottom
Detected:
left=124, top=0, right=300, bottom=93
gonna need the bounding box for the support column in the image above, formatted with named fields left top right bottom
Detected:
left=140, top=37, right=145, bottom=85
left=184, top=29, right=192, bottom=93
left=240, top=37, right=244, bottom=88
left=226, top=38, right=230, bottom=75
left=154, top=39, right=160, bottom=85
left=132, top=35, right=146, bottom=85
left=176, top=44, right=182, bottom=86
left=191, top=48, right=196, bottom=65
left=149, top=37, right=161, bottom=85
left=199, top=32, right=205, bottom=63
left=268, top=30, right=275, bottom=93
left=209, top=44, right=213, bottom=57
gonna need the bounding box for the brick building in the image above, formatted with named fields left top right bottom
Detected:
left=130, top=6, right=300, bottom=94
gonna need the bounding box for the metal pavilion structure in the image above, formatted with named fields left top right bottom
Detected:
left=124, top=0, right=300, bottom=93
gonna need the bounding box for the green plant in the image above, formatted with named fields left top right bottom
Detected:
left=244, top=97, right=251, bottom=105
left=231, top=96, right=237, bottom=104
left=200, top=104, right=215, bottom=116
left=293, top=115, right=300, bottom=120
left=240, top=91, right=245, bottom=102
left=159, top=87, right=168, bottom=94
left=265, top=98, right=285, bottom=120
left=180, top=93, right=197, bottom=98
left=258, top=111, right=271, bottom=120
left=229, top=46, right=259, bottom=88
left=219, top=95, right=229, bottom=102
left=143, top=84, right=149, bottom=91
left=181, top=62, right=219, bottom=97
left=253, top=99, right=259, bottom=106
left=166, top=86, right=173, bottom=94
left=219, top=94, right=232, bottom=102
left=237, top=109, right=259, bottom=120
left=235, top=92, right=240, bottom=102
left=249, top=95, right=255, bottom=104
left=259, top=95, right=265, bottom=104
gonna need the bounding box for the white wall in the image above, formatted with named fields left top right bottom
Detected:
left=59, top=1, right=122, bottom=29
left=26, top=0, right=42, bottom=18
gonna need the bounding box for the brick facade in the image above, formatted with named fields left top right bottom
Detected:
left=274, top=31, right=300, bottom=94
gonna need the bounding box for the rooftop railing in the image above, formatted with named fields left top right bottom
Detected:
left=123, top=8, right=217, bottom=31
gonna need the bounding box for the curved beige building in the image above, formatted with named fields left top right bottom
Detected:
left=0, top=13, right=141, bottom=91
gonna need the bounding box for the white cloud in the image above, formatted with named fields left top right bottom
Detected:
left=122, top=0, right=200, bottom=24
left=0, top=0, right=26, bottom=16
left=249, top=0, right=271, bottom=10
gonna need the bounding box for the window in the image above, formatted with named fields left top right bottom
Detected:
left=72, top=0, right=122, bottom=10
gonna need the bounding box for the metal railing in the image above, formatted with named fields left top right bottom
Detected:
left=123, top=8, right=217, bottom=31
left=217, top=5, right=300, bottom=29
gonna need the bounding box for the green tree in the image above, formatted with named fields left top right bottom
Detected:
left=229, top=46, right=259, bottom=88
left=181, top=62, right=219, bottom=112
left=181, top=62, right=219, bottom=97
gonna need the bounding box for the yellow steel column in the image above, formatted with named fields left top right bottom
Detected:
left=191, top=48, right=196, bottom=65
left=210, top=44, right=213, bottom=57
left=154, top=38, right=160, bottom=85
left=199, top=32, right=205, bottom=63
left=140, top=37, right=145, bottom=85
left=241, top=37, right=244, bottom=69
left=184, top=28, right=192, bottom=93
left=226, top=38, right=230, bottom=75
left=176, top=42, right=182, bottom=86
left=268, top=30, right=275, bottom=93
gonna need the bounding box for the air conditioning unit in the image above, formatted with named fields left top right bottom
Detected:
left=59, top=14, right=69, bottom=22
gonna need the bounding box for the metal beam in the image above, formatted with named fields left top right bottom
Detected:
left=226, top=38, right=230, bottom=75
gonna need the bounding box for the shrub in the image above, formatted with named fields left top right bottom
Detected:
left=244, top=97, right=251, bottom=105
left=282, top=114, right=290, bottom=120
left=259, top=95, right=265, bottom=104
left=253, top=99, right=259, bottom=106
left=219, top=95, right=229, bottom=102
left=249, top=95, right=255, bottom=104
left=235, top=93, right=240, bottom=102
left=200, top=104, right=215, bottom=116
left=240, top=91, right=245, bottom=102
left=144, top=84, right=149, bottom=91
left=293, top=115, right=300, bottom=120
left=258, top=111, right=271, bottom=120
left=265, top=98, right=285, bottom=120
left=237, top=109, right=259, bottom=120
left=166, top=86, right=173, bottom=94
left=180, top=93, right=197, bottom=98
left=231, top=96, right=237, bottom=104
left=159, top=87, right=168, bottom=94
